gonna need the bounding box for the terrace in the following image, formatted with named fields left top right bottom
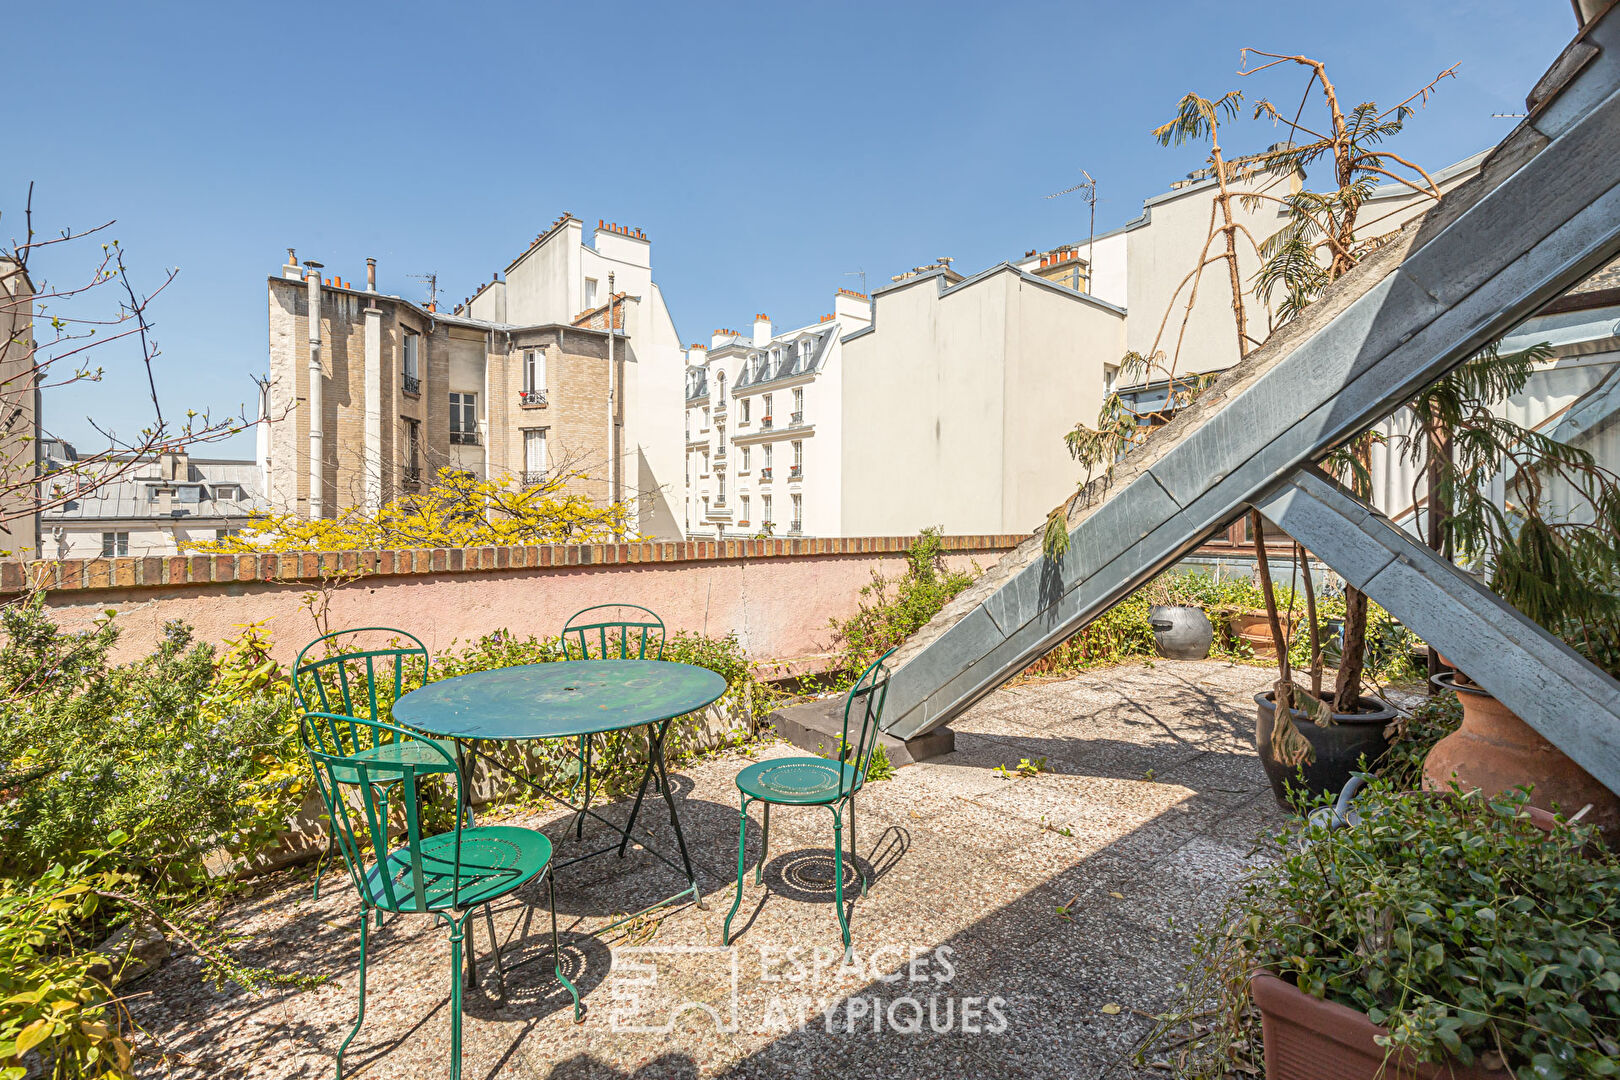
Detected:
left=128, top=659, right=1285, bottom=1080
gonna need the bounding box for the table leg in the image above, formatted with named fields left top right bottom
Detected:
left=652, top=728, right=702, bottom=908
left=616, top=723, right=663, bottom=858
left=455, top=739, right=479, bottom=990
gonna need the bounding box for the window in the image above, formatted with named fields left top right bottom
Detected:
left=450, top=392, right=477, bottom=443
left=762, top=394, right=773, bottom=424
left=717, top=371, right=726, bottom=395
left=717, top=471, right=726, bottom=505
left=212, top=484, right=240, bottom=501
left=793, top=441, right=803, bottom=466
left=763, top=443, right=774, bottom=467
left=175, top=485, right=200, bottom=504
left=215, top=527, right=241, bottom=540
left=524, top=349, right=546, bottom=393
left=403, top=418, right=421, bottom=482
left=524, top=428, right=549, bottom=484
left=791, top=494, right=803, bottom=531
left=762, top=493, right=772, bottom=524
left=740, top=495, right=750, bottom=523
left=702, top=406, right=710, bottom=429
left=584, top=278, right=598, bottom=309
left=403, top=331, right=420, bottom=393
left=769, top=347, right=781, bottom=375
left=740, top=397, right=750, bottom=423
left=741, top=446, right=751, bottom=471
left=100, top=531, right=129, bottom=557
left=799, top=338, right=812, bottom=364
left=792, top=387, right=804, bottom=421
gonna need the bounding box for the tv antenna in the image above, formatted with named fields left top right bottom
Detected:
left=1046, top=170, right=1099, bottom=275
left=407, top=272, right=439, bottom=307
left=843, top=268, right=867, bottom=294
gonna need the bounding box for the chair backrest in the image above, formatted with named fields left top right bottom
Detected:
left=838, top=648, right=898, bottom=797
left=559, top=603, right=666, bottom=661
left=293, top=627, right=430, bottom=719
left=300, top=711, right=466, bottom=913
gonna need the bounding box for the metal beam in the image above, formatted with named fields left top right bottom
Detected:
left=884, top=9, right=1620, bottom=742
left=1254, top=468, right=1620, bottom=793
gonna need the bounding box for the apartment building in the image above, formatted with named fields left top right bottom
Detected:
left=40, top=444, right=268, bottom=558
left=840, top=262, right=1124, bottom=535
left=683, top=289, right=870, bottom=537
left=265, top=215, right=685, bottom=538
left=1, top=256, right=40, bottom=558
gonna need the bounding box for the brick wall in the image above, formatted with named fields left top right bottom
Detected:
left=2, top=533, right=1025, bottom=666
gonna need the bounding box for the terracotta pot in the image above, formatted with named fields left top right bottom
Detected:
left=1251, top=971, right=1511, bottom=1080
left=1228, top=608, right=1277, bottom=656
left=1255, top=691, right=1396, bottom=811
left=1423, top=672, right=1620, bottom=832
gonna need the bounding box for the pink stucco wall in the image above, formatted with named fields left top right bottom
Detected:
left=18, top=537, right=1018, bottom=666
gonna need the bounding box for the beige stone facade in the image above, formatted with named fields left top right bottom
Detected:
left=266, top=270, right=622, bottom=519
left=0, top=257, right=39, bottom=557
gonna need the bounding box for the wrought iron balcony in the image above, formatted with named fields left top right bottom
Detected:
left=522, top=470, right=549, bottom=487
left=758, top=467, right=773, bottom=482
left=789, top=411, right=804, bottom=426
left=789, top=465, right=803, bottom=480
left=402, top=372, right=421, bottom=396
left=520, top=388, right=548, bottom=407
left=790, top=520, right=803, bottom=532
left=450, top=430, right=479, bottom=445
left=760, top=416, right=774, bottom=429
left=715, top=446, right=727, bottom=459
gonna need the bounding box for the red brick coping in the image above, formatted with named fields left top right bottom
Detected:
left=1, top=534, right=1027, bottom=595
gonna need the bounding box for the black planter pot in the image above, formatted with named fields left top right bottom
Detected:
left=1253, top=691, right=1396, bottom=811
left=1148, top=605, right=1213, bottom=660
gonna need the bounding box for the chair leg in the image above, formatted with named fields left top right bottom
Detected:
left=335, top=910, right=369, bottom=1079
left=447, top=915, right=467, bottom=1080
left=831, top=807, right=852, bottom=959
left=850, top=792, right=866, bottom=898
left=755, top=802, right=770, bottom=885
left=483, top=905, right=506, bottom=999
left=723, top=798, right=750, bottom=945
left=549, top=869, right=584, bottom=1022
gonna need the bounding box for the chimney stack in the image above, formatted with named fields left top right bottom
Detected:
left=366, top=257, right=377, bottom=291
left=753, top=313, right=772, bottom=347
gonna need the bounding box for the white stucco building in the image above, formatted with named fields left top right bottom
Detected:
left=683, top=289, right=871, bottom=537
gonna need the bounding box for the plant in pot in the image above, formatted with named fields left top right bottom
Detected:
left=1139, top=776, right=1620, bottom=1080
left=1388, top=333, right=1620, bottom=830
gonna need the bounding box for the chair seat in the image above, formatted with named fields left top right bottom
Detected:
left=328, top=738, right=457, bottom=785
left=736, top=757, right=861, bottom=805
left=362, top=825, right=551, bottom=912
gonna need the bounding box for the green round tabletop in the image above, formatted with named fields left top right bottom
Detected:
left=393, top=660, right=728, bottom=741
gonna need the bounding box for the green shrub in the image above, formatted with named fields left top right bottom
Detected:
left=1379, top=691, right=1463, bottom=789
left=829, top=528, right=977, bottom=679
left=0, top=597, right=300, bottom=893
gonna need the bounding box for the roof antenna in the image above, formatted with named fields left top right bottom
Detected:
left=1046, top=170, right=1098, bottom=291
left=406, top=272, right=439, bottom=307
left=843, top=268, right=867, bottom=294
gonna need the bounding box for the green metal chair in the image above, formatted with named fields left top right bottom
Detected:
left=294, top=628, right=451, bottom=900
left=557, top=604, right=667, bottom=835
left=301, top=711, right=582, bottom=1080
left=723, top=648, right=897, bottom=956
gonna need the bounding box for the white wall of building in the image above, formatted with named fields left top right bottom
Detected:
left=840, top=265, right=1122, bottom=536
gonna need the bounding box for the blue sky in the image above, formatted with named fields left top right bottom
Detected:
left=8, top=1, right=1572, bottom=457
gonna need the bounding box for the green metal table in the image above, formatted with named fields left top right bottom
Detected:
left=393, top=660, right=727, bottom=923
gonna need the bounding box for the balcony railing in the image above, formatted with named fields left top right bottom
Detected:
left=715, top=446, right=727, bottom=459
left=522, top=470, right=549, bottom=487
left=520, top=388, right=548, bottom=407
left=760, top=416, right=774, bottom=429
left=790, top=411, right=804, bottom=426
left=714, top=400, right=728, bottom=416
left=450, top=430, right=479, bottom=445
left=790, top=520, right=803, bottom=532
left=789, top=465, right=803, bottom=479
left=758, top=467, right=773, bottom=482
left=402, top=372, right=421, bottom=396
